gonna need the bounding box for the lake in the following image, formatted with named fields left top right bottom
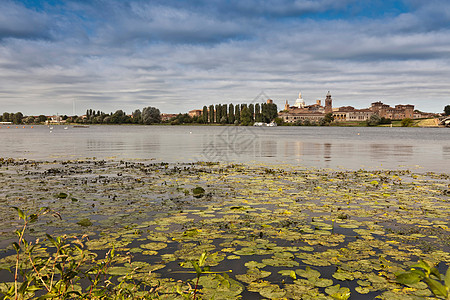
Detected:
left=1, top=125, right=449, bottom=173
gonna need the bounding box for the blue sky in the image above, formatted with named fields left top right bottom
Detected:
left=1, top=0, right=449, bottom=115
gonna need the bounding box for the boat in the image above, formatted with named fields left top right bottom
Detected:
left=73, top=125, right=90, bottom=128
left=253, top=122, right=277, bottom=127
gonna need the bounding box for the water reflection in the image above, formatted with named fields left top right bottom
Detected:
left=1, top=125, right=449, bottom=173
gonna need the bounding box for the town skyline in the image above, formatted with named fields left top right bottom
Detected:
left=1, top=1, right=450, bottom=115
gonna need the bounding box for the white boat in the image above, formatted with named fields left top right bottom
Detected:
left=253, top=122, right=277, bottom=127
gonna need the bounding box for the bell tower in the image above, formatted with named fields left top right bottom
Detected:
left=285, top=100, right=289, bottom=111
left=325, top=91, right=332, bottom=114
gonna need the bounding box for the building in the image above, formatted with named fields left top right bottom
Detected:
left=161, top=113, right=177, bottom=121
left=188, top=109, right=203, bottom=118
left=333, top=106, right=373, bottom=121
left=280, top=91, right=332, bottom=123
left=370, top=101, right=414, bottom=120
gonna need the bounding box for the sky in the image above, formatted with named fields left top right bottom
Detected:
left=1, top=0, right=450, bottom=115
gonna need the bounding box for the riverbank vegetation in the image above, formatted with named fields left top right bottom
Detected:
left=0, top=159, right=448, bottom=299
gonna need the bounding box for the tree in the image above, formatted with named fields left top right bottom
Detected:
left=142, top=106, right=161, bottom=124
left=12, top=112, right=23, bottom=124
left=132, top=109, right=142, bottom=124
left=261, top=103, right=278, bottom=123
left=366, top=114, right=381, bottom=126
left=110, top=110, right=127, bottom=124
left=323, top=113, right=334, bottom=124
left=202, top=106, right=208, bottom=123
left=235, top=105, right=240, bottom=124
left=444, top=105, right=450, bottom=116
left=228, top=104, right=235, bottom=124
left=38, top=115, right=47, bottom=123
left=215, top=105, right=221, bottom=123
left=3, top=112, right=11, bottom=122
left=401, top=118, right=414, bottom=127
left=248, top=104, right=254, bottom=122
left=240, top=106, right=252, bottom=125
left=222, top=104, right=228, bottom=123
left=209, top=105, right=214, bottom=124
left=274, top=117, right=284, bottom=126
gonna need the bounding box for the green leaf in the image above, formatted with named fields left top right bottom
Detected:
left=444, top=267, right=450, bottom=288
left=424, top=277, right=448, bottom=297
left=12, top=242, right=20, bottom=252
left=396, top=271, right=423, bottom=285
left=290, top=270, right=297, bottom=280
left=411, top=260, right=431, bottom=273
left=13, top=207, right=25, bottom=220
left=199, top=251, right=207, bottom=267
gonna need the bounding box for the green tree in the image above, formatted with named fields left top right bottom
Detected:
left=12, top=112, right=23, bottom=124
left=248, top=104, right=254, bottom=122
left=274, top=117, right=284, bottom=126
left=3, top=112, right=11, bottom=122
left=235, top=104, right=240, bottom=124
left=401, top=118, right=414, bottom=127
left=215, top=105, right=221, bottom=123
left=38, top=115, right=47, bottom=123
left=228, top=104, right=235, bottom=124
left=323, top=113, right=334, bottom=124
left=110, top=110, right=127, bottom=124
left=222, top=104, right=228, bottom=123
left=208, top=105, right=214, bottom=123
left=240, top=106, right=252, bottom=126
left=142, top=106, right=161, bottom=124
left=444, top=105, right=450, bottom=116
left=366, top=114, right=381, bottom=126
left=261, top=103, right=278, bottom=123
left=132, top=109, right=142, bottom=124
left=202, top=106, right=208, bottom=123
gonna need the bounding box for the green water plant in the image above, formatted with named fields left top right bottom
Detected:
left=0, top=207, right=159, bottom=299
left=396, top=260, right=450, bottom=299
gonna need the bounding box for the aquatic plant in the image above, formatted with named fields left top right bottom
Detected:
left=396, top=260, right=450, bottom=299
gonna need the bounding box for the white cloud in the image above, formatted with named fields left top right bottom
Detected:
left=0, top=0, right=449, bottom=115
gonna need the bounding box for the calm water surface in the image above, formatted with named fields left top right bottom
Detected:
left=1, top=125, right=449, bottom=173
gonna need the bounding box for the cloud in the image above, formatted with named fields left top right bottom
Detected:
left=0, top=0, right=450, bottom=115
left=0, top=1, right=51, bottom=40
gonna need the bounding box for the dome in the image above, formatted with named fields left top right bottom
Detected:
left=294, top=92, right=305, bottom=108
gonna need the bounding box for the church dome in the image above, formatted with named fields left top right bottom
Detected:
left=294, top=92, right=305, bottom=108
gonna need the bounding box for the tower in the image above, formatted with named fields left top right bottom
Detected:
left=285, top=100, right=289, bottom=111
left=325, top=91, right=332, bottom=114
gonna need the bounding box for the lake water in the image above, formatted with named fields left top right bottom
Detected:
left=1, top=125, right=449, bottom=173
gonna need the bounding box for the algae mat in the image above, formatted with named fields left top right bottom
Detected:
left=0, top=159, right=449, bottom=299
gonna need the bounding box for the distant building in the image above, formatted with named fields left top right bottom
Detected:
left=370, top=102, right=414, bottom=120
left=188, top=109, right=203, bottom=118
left=279, top=91, right=332, bottom=123
left=161, top=113, right=177, bottom=121
left=333, top=106, right=373, bottom=121
left=45, top=115, right=66, bottom=125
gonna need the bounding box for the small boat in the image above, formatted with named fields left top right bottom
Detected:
left=73, top=125, right=90, bottom=128
left=64, top=126, right=68, bottom=130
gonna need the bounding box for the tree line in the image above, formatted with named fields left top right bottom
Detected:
left=0, top=102, right=279, bottom=126
left=200, top=102, right=278, bottom=125
left=0, top=107, right=161, bottom=125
